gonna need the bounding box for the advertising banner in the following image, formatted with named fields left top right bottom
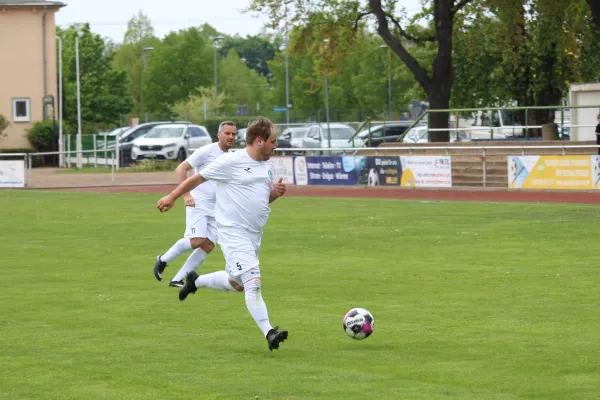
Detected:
left=293, top=156, right=358, bottom=185
left=353, top=156, right=402, bottom=186
left=399, top=156, right=452, bottom=188
left=270, top=156, right=294, bottom=184
left=508, top=155, right=599, bottom=190
left=0, top=160, right=25, bottom=188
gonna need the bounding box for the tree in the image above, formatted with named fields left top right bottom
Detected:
left=218, top=50, right=273, bottom=116
left=143, top=27, right=214, bottom=116
left=57, top=24, right=132, bottom=132
left=123, top=10, right=155, bottom=44
left=219, top=34, right=282, bottom=77
left=586, top=0, right=600, bottom=29
left=482, top=0, right=597, bottom=130
left=112, top=12, right=160, bottom=116
left=171, top=87, right=228, bottom=121
left=248, top=0, right=473, bottom=141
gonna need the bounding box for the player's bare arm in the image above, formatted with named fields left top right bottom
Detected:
left=269, top=177, right=286, bottom=203
left=175, top=160, right=195, bottom=207
left=157, top=173, right=208, bottom=212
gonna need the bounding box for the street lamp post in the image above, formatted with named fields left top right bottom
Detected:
left=284, top=3, right=291, bottom=125
left=141, top=47, right=154, bottom=123
left=75, top=35, right=82, bottom=169
left=380, top=45, right=392, bottom=120
left=212, top=36, right=225, bottom=115
left=57, top=36, right=63, bottom=167
left=323, top=39, right=331, bottom=152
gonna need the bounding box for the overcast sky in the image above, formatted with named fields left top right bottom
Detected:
left=54, top=0, right=271, bottom=42
left=55, top=0, right=422, bottom=43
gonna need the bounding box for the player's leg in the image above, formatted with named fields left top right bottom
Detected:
left=227, top=242, right=288, bottom=350
left=179, top=268, right=242, bottom=300
left=169, top=215, right=217, bottom=287
left=153, top=207, right=195, bottom=281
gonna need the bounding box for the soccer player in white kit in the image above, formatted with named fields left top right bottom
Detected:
left=153, top=122, right=236, bottom=287
left=156, top=117, right=288, bottom=351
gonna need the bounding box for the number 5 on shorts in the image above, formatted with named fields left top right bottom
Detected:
left=236, top=262, right=242, bottom=271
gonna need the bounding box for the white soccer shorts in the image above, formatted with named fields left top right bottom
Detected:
left=184, top=206, right=217, bottom=244
left=218, top=229, right=262, bottom=285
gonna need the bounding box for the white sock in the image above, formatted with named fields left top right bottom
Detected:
left=195, top=270, right=236, bottom=291
left=171, top=248, right=208, bottom=282
left=161, top=238, right=192, bottom=263
left=244, top=279, right=273, bottom=336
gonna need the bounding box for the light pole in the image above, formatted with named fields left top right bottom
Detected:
left=75, top=35, right=82, bottom=169
left=142, top=46, right=153, bottom=72
left=211, top=36, right=225, bottom=115
left=380, top=45, right=392, bottom=120
left=141, top=46, right=153, bottom=123
left=284, top=3, right=291, bottom=125
left=285, top=38, right=290, bottom=125
left=323, top=39, right=331, bottom=152
left=212, top=36, right=225, bottom=95
left=57, top=36, right=63, bottom=167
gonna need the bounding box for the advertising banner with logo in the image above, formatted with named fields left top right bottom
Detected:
left=352, top=156, right=402, bottom=186
left=508, top=155, right=600, bottom=190
left=0, top=160, right=25, bottom=188
left=399, top=156, right=452, bottom=188
left=293, top=156, right=358, bottom=185
left=292, top=155, right=451, bottom=187
left=270, top=156, right=294, bottom=184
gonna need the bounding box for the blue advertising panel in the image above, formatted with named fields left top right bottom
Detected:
left=293, top=156, right=358, bottom=185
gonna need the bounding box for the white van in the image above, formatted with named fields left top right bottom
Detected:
left=462, top=110, right=524, bottom=139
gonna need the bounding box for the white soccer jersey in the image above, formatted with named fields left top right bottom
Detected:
left=185, top=143, right=228, bottom=212
left=199, top=149, right=275, bottom=236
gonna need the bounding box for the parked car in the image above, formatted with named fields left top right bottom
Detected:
left=277, top=127, right=307, bottom=155
left=99, top=121, right=190, bottom=166
left=131, top=123, right=212, bottom=162
left=301, top=123, right=363, bottom=155
left=356, top=122, right=412, bottom=146
left=402, top=126, right=468, bottom=143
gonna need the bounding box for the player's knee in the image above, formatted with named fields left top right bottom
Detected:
left=229, top=280, right=244, bottom=292
left=243, top=277, right=261, bottom=295
left=200, top=241, right=215, bottom=254
left=190, top=238, right=212, bottom=250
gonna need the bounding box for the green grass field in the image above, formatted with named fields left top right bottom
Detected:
left=1, top=190, right=600, bottom=399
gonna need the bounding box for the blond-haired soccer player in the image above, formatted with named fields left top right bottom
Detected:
left=156, top=117, right=288, bottom=351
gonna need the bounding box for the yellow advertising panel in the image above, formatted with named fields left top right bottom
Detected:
left=508, top=156, right=600, bottom=190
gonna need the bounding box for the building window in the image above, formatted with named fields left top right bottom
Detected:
left=12, top=98, right=31, bottom=122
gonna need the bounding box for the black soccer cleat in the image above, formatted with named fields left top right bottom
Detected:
left=169, top=280, right=184, bottom=288
left=179, top=271, right=199, bottom=301
left=154, top=255, right=167, bottom=281
left=266, top=326, right=288, bottom=351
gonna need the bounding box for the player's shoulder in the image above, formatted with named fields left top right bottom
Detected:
left=190, top=143, right=215, bottom=158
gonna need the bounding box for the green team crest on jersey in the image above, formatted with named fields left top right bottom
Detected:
left=268, top=170, right=273, bottom=180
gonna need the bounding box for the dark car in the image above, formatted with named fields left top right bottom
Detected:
left=356, top=122, right=412, bottom=146
left=276, top=127, right=307, bottom=155
left=112, top=121, right=190, bottom=166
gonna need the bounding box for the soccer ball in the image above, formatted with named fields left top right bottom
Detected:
left=343, top=308, right=375, bottom=340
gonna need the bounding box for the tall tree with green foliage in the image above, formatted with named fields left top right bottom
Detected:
left=112, top=12, right=160, bottom=117
left=248, top=0, right=474, bottom=141
left=143, top=27, right=214, bottom=117
left=219, top=34, right=282, bottom=77
left=218, top=50, right=274, bottom=116
left=57, top=23, right=132, bottom=132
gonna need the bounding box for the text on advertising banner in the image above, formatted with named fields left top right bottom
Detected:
left=399, top=156, right=452, bottom=188
left=292, top=156, right=358, bottom=185
left=508, top=155, right=600, bottom=190
left=0, top=160, right=25, bottom=188
left=269, top=156, right=294, bottom=184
